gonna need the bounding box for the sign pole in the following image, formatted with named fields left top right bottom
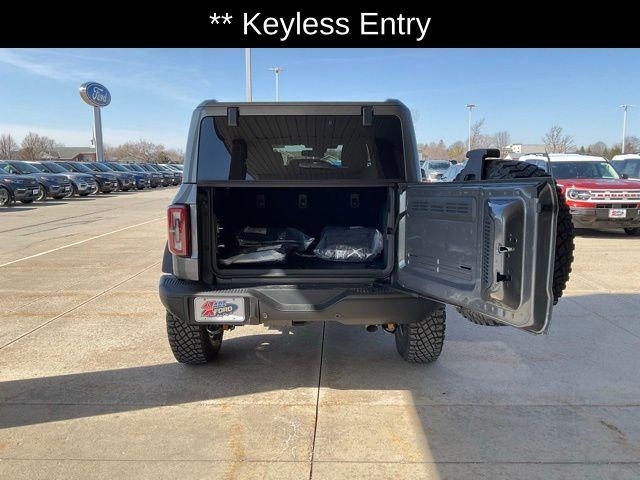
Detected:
left=93, top=106, right=104, bottom=162
left=79, top=82, right=111, bottom=162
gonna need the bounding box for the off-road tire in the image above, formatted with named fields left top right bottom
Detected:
left=624, top=228, right=640, bottom=236
left=395, top=306, right=446, bottom=363
left=455, top=160, right=575, bottom=326
left=166, top=311, right=223, bottom=364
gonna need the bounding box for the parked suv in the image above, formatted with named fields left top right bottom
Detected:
left=521, top=153, right=640, bottom=235
left=0, top=172, right=39, bottom=205
left=32, top=161, right=97, bottom=196
left=159, top=101, right=574, bottom=365
left=55, top=161, right=118, bottom=193
left=155, top=163, right=182, bottom=185
left=420, top=160, right=452, bottom=182
left=123, top=163, right=163, bottom=187
left=82, top=162, right=136, bottom=191
left=0, top=160, right=72, bottom=200
left=104, top=162, right=151, bottom=189
left=140, top=163, right=172, bottom=186
left=611, top=154, right=640, bottom=180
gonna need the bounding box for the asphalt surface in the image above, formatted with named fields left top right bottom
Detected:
left=1, top=188, right=639, bottom=479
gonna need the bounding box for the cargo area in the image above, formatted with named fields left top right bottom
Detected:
left=210, top=186, right=393, bottom=274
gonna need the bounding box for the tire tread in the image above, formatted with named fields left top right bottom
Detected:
left=166, top=311, right=222, bottom=364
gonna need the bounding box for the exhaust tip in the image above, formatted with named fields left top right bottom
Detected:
left=366, top=325, right=378, bottom=333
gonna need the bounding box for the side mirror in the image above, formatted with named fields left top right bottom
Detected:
left=450, top=160, right=458, bottom=165
left=621, top=173, right=629, bottom=179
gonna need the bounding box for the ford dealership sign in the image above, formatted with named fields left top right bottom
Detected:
left=79, top=82, right=111, bottom=107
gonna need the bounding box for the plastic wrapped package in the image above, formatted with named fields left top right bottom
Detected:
left=314, top=226, right=383, bottom=262
left=236, top=227, right=314, bottom=251
left=219, top=227, right=314, bottom=266
left=219, top=245, right=288, bottom=265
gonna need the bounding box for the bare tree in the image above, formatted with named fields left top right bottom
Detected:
left=419, top=140, right=448, bottom=160
left=19, top=132, right=61, bottom=161
left=623, top=136, right=640, bottom=154
left=107, top=140, right=164, bottom=163
left=587, top=141, right=607, bottom=156
left=0, top=134, right=18, bottom=159
left=106, top=140, right=184, bottom=163
left=470, top=119, right=492, bottom=149
left=493, top=131, right=511, bottom=152
left=163, top=148, right=185, bottom=164
left=542, top=126, right=575, bottom=153
left=447, top=141, right=467, bottom=161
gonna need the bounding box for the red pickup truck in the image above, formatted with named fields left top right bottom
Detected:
left=520, top=154, right=640, bottom=235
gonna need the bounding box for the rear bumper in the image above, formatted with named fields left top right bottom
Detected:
left=570, top=207, right=640, bottom=229
left=158, top=275, right=436, bottom=326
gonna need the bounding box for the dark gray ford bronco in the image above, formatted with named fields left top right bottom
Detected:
left=159, top=100, right=574, bottom=364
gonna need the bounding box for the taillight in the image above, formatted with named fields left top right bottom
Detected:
left=167, top=204, right=190, bottom=257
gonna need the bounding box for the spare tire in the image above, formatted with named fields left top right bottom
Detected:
left=455, top=160, right=575, bottom=326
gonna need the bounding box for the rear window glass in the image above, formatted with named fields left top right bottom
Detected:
left=197, top=115, right=404, bottom=181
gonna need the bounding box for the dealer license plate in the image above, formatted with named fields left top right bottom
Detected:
left=609, top=208, right=627, bottom=218
left=194, top=297, right=246, bottom=323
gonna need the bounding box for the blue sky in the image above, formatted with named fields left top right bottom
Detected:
left=0, top=48, right=638, bottom=150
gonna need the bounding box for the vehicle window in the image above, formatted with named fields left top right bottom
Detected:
left=66, top=162, right=94, bottom=173
left=84, top=163, right=110, bottom=172
left=42, top=162, right=68, bottom=173
left=10, top=161, right=41, bottom=174
left=0, top=162, right=19, bottom=174
left=94, top=163, right=115, bottom=172
left=612, top=159, right=640, bottom=177
left=108, top=163, right=128, bottom=172
left=27, top=162, right=49, bottom=173
left=550, top=161, right=620, bottom=179
left=197, top=115, right=404, bottom=181
left=427, top=161, right=451, bottom=170
left=523, top=159, right=549, bottom=172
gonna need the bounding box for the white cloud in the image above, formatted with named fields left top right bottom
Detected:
left=0, top=48, right=201, bottom=106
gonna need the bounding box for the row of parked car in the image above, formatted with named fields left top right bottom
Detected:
left=422, top=153, right=640, bottom=235
left=0, top=160, right=183, bottom=206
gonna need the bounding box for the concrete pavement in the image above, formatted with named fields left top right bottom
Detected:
left=1, top=188, right=639, bottom=479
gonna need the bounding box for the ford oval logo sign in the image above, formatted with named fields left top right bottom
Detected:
left=79, top=82, right=111, bottom=107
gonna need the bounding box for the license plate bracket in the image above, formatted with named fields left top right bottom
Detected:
left=194, top=297, right=246, bottom=324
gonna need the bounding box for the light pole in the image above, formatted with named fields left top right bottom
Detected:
left=465, top=104, right=476, bottom=152
left=268, top=66, right=283, bottom=102
left=620, top=104, right=634, bottom=153
left=245, top=48, right=252, bottom=102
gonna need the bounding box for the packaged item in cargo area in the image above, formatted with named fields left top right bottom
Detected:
left=236, top=227, right=314, bottom=251
left=314, top=226, right=383, bottom=262
left=219, top=245, right=289, bottom=265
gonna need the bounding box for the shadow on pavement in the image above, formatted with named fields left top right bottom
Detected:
left=574, top=228, right=639, bottom=238
left=1, top=292, right=640, bottom=474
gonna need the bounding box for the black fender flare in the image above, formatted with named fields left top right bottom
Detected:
left=162, top=242, right=173, bottom=274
